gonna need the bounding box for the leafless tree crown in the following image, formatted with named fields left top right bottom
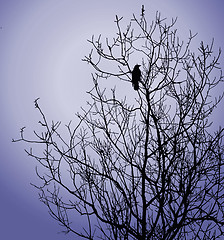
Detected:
left=14, top=7, right=224, bottom=240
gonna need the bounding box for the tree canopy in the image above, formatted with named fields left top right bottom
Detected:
left=14, top=7, right=224, bottom=239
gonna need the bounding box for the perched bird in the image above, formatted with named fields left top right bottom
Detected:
left=132, top=64, right=141, bottom=90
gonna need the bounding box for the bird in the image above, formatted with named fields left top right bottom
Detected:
left=132, top=64, right=141, bottom=90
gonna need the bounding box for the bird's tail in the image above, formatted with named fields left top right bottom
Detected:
left=133, top=82, right=139, bottom=90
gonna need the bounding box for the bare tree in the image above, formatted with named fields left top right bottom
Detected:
left=14, top=7, right=224, bottom=239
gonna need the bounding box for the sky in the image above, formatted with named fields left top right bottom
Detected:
left=0, top=0, right=224, bottom=239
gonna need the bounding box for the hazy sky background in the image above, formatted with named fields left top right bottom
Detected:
left=1, top=0, right=224, bottom=239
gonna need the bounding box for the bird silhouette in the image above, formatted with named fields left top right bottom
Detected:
left=132, top=64, right=141, bottom=90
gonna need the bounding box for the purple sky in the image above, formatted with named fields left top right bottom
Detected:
left=1, top=0, right=224, bottom=239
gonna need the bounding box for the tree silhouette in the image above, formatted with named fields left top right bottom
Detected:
left=14, top=7, right=224, bottom=239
